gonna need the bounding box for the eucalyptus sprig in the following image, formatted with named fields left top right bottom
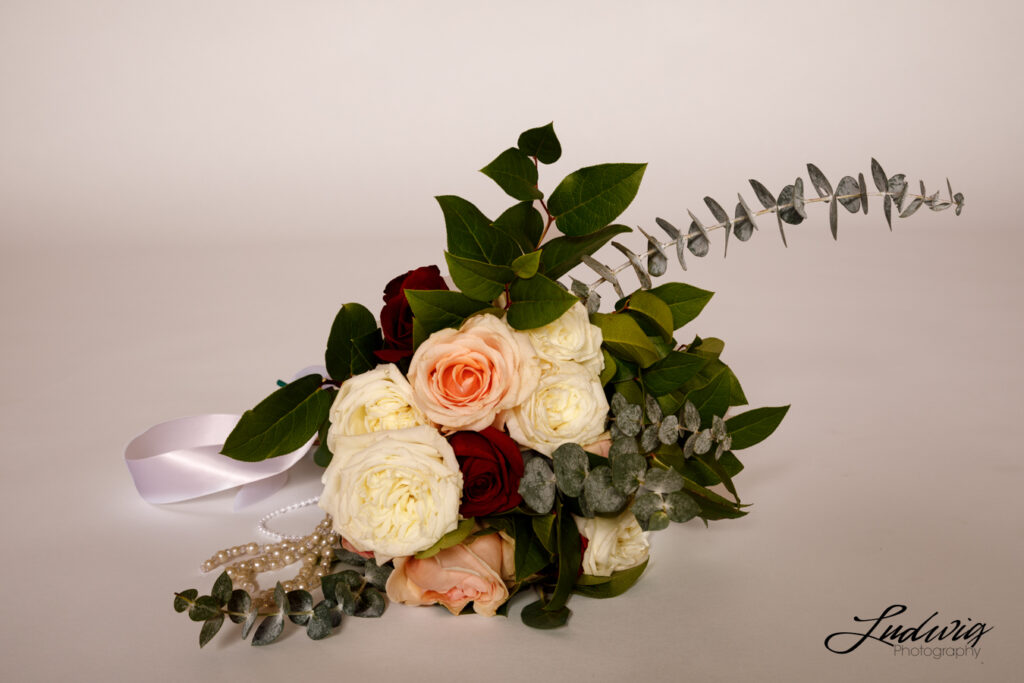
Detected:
left=173, top=556, right=391, bottom=647
left=573, top=159, right=965, bottom=302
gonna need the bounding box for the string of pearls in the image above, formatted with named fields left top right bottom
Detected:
left=200, top=498, right=339, bottom=609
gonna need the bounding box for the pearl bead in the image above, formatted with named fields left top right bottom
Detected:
left=216, top=551, right=228, bottom=563
left=294, top=580, right=307, bottom=590
left=251, top=560, right=264, bottom=572
left=268, top=561, right=281, bottom=571
left=282, top=553, right=295, bottom=565
left=246, top=543, right=259, bottom=554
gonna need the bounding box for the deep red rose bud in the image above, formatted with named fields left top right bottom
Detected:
left=375, top=265, right=447, bottom=362
left=449, top=427, right=525, bottom=517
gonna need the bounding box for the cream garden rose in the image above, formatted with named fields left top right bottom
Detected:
left=526, top=302, right=604, bottom=375
left=326, top=363, right=429, bottom=447
left=502, top=362, right=609, bottom=456
left=575, top=510, right=650, bottom=577
left=408, top=313, right=540, bottom=433
left=318, top=426, right=462, bottom=563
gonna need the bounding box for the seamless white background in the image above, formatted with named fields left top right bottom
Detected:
left=2, top=2, right=1021, bottom=681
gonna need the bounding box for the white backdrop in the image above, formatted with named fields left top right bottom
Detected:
left=1, top=2, right=1021, bottom=681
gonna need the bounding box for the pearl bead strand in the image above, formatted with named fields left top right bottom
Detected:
left=199, top=497, right=339, bottom=608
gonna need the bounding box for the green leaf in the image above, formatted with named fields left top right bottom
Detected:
left=696, top=452, right=738, bottom=502
left=511, top=250, right=542, bottom=279
left=405, top=289, right=493, bottom=337
left=199, top=613, right=224, bottom=648
left=642, top=351, right=707, bottom=396
left=625, top=290, right=674, bottom=341
left=684, top=371, right=731, bottom=429
left=531, top=513, right=557, bottom=555
left=574, top=559, right=648, bottom=598
left=547, top=500, right=582, bottom=612
left=494, top=201, right=544, bottom=253
left=173, top=589, right=198, bottom=613
left=506, top=273, right=577, bottom=330
left=444, top=252, right=514, bottom=302
left=538, top=224, right=632, bottom=279
left=521, top=599, right=571, bottom=629
left=549, top=163, right=647, bottom=237
left=514, top=515, right=551, bottom=581
left=251, top=613, right=284, bottom=646
left=599, top=349, right=617, bottom=386
left=211, top=572, right=233, bottom=605
left=481, top=147, right=542, bottom=201
left=648, top=283, right=714, bottom=330
left=725, top=405, right=790, bottom=450
left=517, top=122, right=562, bottom=164
left=221, top=374, right=333, bottom=462
left=591, top=312, right=662, bottom=368
left=437, top=195, right=516, bottom=265
left=414, top=518, right=477, bottom=559
left=313, top=418, right=332, bottom=467
left=325, top=303, right=379, bottom=381
left=682, top=478, right=748, bottom=520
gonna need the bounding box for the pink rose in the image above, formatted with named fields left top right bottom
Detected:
left=385, top=532, right=515, bottom=617
left=408, top=314, right=540, bottom=433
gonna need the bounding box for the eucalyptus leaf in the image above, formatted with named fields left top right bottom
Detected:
left=306, top=603, right=333, bottom=640
left=900, top=197, right=923, bottom=218
left=173, top=589, right=198, bottom=613
left=363, top=559, right=394, bottom=589
left=870, top=158, right=888, bottom=193
left=658, top=415, right=679, bottom=444
left=749, top=178, right=776, bottom=209
left=888, top=174, right=908, bottom=208
left=199, top=613, right=224, bottom=648
left=638, top=226, right=669, bottom=276
left=858, top=172, right=869, bottom=215
left=287, top=590, right=313, bottom=625
left=806, top=163, right=834, bottom=198
left=251, top=613, right=284, bottom=646
left=580, top=255, right=624, bottom=299
left=733, top=194, right=758, bottom=241
left=519, top=456, right=556, bottom=513
left=552, top=443, right=589, bottom=497
left=609, top=446, right=646, bottom=494
left=663, top=491, right=700, bottom=523
left=686, top=215, right=710, bottom=257
left=189, top=595, right=222, bottom=622
left=639, top=424, right=660, bottom=453
left=211, top=572, right=233, bottom=605
left=582, top=466, right=628, bottom=515
left=611, top=241, right=652, bottom=290
left=777, top=184, right=805, bottom=226
left=227, top=590, right=251, bottom=624
left=654, top=217, right=688, bottom=271
left=354, top=587, right=386, bottom=618
left=836, top=176, right=861, bottom=213
left=682, top=400, right=700, bottom=433
left=643, top=466, right=684, bottom=494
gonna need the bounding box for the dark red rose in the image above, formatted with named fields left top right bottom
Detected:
left=375, top=265, right=447, bottom=362
left=449, top=427, right=524, bottom=517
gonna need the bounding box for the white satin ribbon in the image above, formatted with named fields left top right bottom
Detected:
left=124, top=414, right=314, bottom=509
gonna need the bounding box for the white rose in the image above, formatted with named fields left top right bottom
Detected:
left=575, top=510, right=650, bottom=577
left=501, top=362, right=609, bottom=456
left=526, top=302, right=604, bottom=376
left=326, top=364, right=430, bottom=448
left=318, top=426, right=462, bottom=563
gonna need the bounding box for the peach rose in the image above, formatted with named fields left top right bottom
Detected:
left=408, top=314, right=540, bottom=433
left=385, top=532, right=515, bottom=617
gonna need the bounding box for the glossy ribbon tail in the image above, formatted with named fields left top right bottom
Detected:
left=124, top=414, right=314, bottom=508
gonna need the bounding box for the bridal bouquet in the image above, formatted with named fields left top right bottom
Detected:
left=169, top=123, right=963, bottom=646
